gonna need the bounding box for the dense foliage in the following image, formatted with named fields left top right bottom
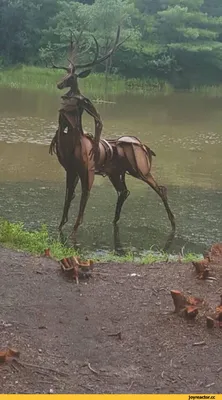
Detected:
left=1, top=0, right=222, bottom=88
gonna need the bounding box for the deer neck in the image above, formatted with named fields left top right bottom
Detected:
left=62, top=87, right=81, bottom=100
left=69, top=82, right=81, bottom=97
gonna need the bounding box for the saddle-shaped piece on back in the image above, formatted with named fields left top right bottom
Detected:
left=116, top=135, right=142, bottom=145
left=108, top=135, right=156, bottom=157
left=100, top=138, right=113, bottom=161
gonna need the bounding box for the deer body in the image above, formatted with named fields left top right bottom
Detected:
left=50, top=27, right=175, bottom=237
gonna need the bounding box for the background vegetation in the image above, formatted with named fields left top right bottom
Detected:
left=0, top=0, right=222, bottom=89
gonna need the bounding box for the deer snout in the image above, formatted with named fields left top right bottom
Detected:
left=57, top=81, right=66, bottom=90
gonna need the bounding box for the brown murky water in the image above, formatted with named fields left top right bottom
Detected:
left=0, top=87, right=222, bottom=254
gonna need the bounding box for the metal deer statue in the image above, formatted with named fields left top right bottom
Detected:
left=50, top=27, right=176, bottom=238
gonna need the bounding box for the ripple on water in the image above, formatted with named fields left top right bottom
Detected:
left=0, top=116, right=57, bottom=144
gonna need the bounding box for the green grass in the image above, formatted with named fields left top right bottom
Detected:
left=191, top=84, right=222, bottom=98
left=1, top=66, right=221, bottom=98
left=0, top=219, right=76, bottom=260
left=0, top=65, right=173, bottom=97
left=0, top=218, right=202, bottom=264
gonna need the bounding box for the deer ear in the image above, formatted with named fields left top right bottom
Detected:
left=77, top=69, right=92, bottom=79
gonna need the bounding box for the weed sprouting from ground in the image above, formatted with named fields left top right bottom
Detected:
left=0, top=219, right=77, bottom=260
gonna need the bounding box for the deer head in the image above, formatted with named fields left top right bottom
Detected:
left=52, top=26, right=128, bottom=95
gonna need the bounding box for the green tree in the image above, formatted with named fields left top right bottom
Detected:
left=40, top=0, right=138, bottom=75
left=0, top=0, right=59, bottom=65
left=1, top=0, right=222, bottom=88
left=202, top=0, right=222, bottom=17
left=155, top=1, right=222, bottom=86
left=88, top=0, right=138, bottom=76
left=134, top=0, right=168, bottom=14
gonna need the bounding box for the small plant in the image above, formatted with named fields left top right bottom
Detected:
left=0, top=219, right=78, bottom=260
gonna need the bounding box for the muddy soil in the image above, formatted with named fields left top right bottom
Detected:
left=0, top=247, right=221, bottom=394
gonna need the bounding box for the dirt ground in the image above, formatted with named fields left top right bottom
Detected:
left=0, top=247, right=221, bottom=394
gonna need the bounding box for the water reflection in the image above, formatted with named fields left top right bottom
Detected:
left=113, top=224, right=126, bottom=256
left=113, top=225, right=175, bottom=255
left=0, top=179, right=221, bottom=254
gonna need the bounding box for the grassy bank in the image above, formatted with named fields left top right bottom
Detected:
left=191, top=85, right=222, bottom=98
left=0, top=65, right=173, bottom=97
left=1, top=66, right=222, bottom=98
left=0, top=219, right=202, bottom=264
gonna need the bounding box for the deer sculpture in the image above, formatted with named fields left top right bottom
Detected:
left=50, top=27, right=176, bottom=238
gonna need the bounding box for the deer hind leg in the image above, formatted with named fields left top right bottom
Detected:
left=121, top=143, right=151, bottom=179
left=108, top=172, right=130, bottom=224
left=59, top=169, right=79, bottom=231
left=143, top=173, right=176, bottom=232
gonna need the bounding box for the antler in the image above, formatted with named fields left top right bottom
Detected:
left=51, top=61, right=69, bottom=72
left=50, top=26, right=129, bottom=72
left=67, top=30, right=99, bottom=70
left=75, top=26, right=128, bottom=69
left=50, top=30, right=84, bottom=72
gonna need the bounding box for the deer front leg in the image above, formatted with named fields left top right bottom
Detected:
left=81, top=98, right=103, bottom=165
left=71, top=165, right=95, bottom=238
left=72, top=189, right=90, bottom=236
left=49, top=130, right=59, bottom=155
left=59, top=169, right=79, bottom=232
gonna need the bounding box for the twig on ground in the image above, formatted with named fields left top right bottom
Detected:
left=87, top=362, right=99, bottom=375
left=107, top=331, right=122, bottom=340
left=11, top=362, right=19, bottom=372
left=206, top=316, right=215, bottom=329
left=192, top=341, right=206, bottom=346
left=128, top=380, right=135, bottom=390
left=13, top=359, right=68, bottom=377
left=158, top=287, right=169, bottom=293
left=205, top=382, right=215, bottom=388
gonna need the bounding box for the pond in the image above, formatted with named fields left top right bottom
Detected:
left=0, top=87, right=222, bottom=255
